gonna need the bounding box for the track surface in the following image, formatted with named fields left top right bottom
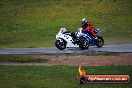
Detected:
left=0, top=44, right=132, bottom=54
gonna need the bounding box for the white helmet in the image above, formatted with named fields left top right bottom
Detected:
left=81, top=18, right=88, bottom=24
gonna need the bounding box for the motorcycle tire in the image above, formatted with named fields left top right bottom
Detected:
left=55, top=39, right=67, bottom=50
left=95, top=36, right=104, bottom=48
left=79, top=37, right=89, bottom=49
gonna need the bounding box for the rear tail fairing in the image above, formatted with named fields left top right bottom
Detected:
left=94, top=29, right=100, bottom=34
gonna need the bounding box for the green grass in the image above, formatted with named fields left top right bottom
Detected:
left=0, top=55, right=49, bottom=63
left=0, top=65, right=131, bottom=88
left=0, top=0, right=132, bottom=47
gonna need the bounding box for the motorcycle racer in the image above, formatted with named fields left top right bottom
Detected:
left=81, top=18, right=97, bottom=40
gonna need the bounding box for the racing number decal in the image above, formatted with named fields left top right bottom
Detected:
left=64, top=35, right=69, bottom=39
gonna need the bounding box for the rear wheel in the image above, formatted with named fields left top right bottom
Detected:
left=55, top=39, right=66, bottom=50
left=95, top=36, right=104, bottom=47
left=79, top=37, right=89, bottom=49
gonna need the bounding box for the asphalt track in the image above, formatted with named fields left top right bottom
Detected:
left=0, top=44, right=132, bottom=54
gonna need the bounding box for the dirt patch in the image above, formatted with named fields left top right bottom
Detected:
left=30, top=53, right=132, bottom=66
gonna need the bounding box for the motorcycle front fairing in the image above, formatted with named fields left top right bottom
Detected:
left=56, top=28, right=79, bottom=48
left=81, top=32, right=92, bottom=42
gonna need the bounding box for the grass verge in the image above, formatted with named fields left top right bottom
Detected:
left=0, top=0, right=132, bottom=47
left=0, top=65, right=131, bottom=88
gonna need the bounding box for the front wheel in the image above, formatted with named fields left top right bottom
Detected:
left=79, top=37, right=89, bottom=49
left=55, top=39, right=66, bottom=50
left=95, top=36, right=104, bottom=48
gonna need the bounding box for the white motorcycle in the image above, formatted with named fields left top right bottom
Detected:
left=55, top=28, right=89, bottom=50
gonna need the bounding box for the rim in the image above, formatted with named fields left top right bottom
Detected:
left=98, top=39, right=103, bottom=46
left=82, top=40, right=88, bottom=48
left=56, top=40, right=66, bottom=49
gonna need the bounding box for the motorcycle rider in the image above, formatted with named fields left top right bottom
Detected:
left=81, top=18, right=97, bottom=40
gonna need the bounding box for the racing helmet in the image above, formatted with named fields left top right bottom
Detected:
left=81, top=18, right=88, bottom=24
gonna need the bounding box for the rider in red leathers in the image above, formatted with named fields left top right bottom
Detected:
left=81, top=18, right=97, bottom=40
